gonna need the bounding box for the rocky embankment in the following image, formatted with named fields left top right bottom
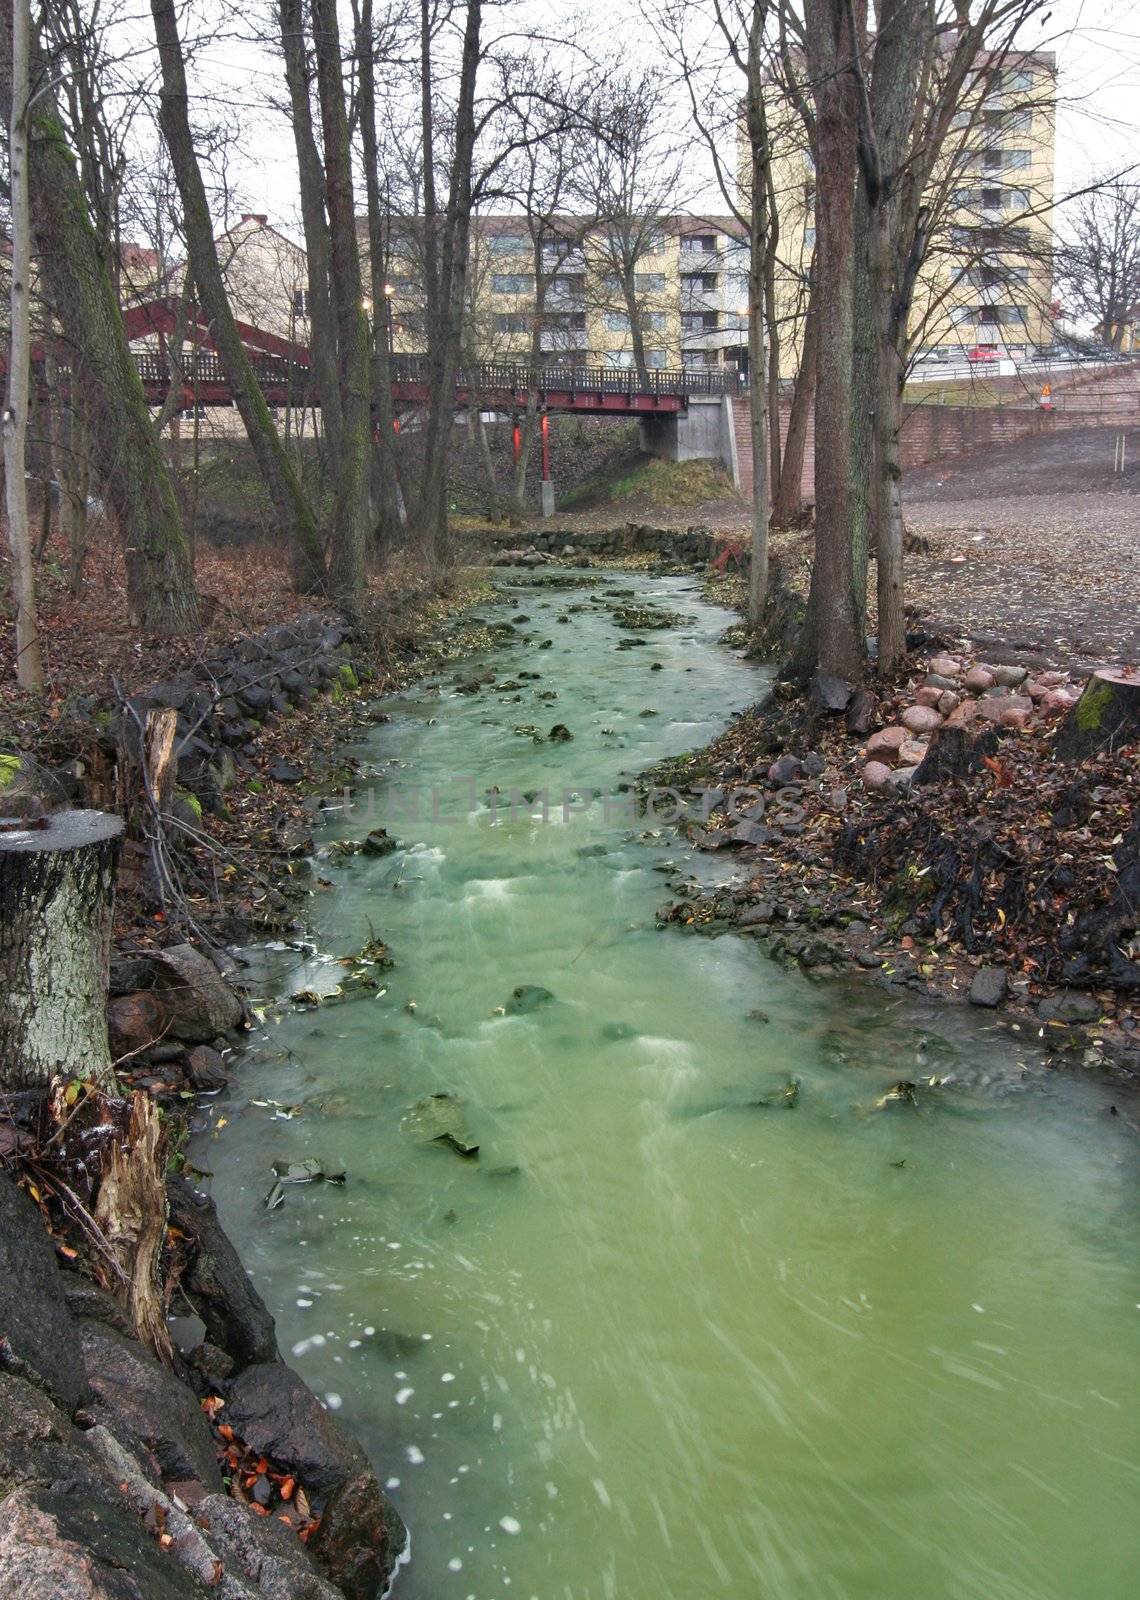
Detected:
left=651, top=639, right=1138, bottom=1078
left=486, top=521, right=719, bottom=567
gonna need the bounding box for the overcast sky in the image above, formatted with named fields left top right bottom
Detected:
left=175, top=0, right=1140, bottom=239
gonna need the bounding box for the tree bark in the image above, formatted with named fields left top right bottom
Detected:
left=0, top=810, right=122, bottom=1089
left=311, top=0, right=371, bottom=614
left=794, top=0, right=865, bottom=681
left=280, top=0, right=342, bottom=463
left=774, top=275, right=817, bottom=524
left=0, top=18, right=198, bottom=635
left=3, top=0, right=44, bottom=692
left=1055, top=670, right=1140, bottom=760
left=745, top=6, right=772, bottom=627
left=149, top=0, right=325, bottom=595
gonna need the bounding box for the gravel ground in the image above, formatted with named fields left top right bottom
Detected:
left=904, top=425, right=1140, bottom=665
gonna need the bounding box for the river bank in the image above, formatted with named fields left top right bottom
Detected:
left=186, top=564, right=1137, bottom=1600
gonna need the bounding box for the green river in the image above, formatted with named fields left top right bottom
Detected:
left=196, top=572, right=1139, bottom=1600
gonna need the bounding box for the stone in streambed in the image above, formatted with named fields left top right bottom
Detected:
left=361, top=827, right=398, bottom=855
left=107, top=990, right=171, bottom=1060
left=969, top=967, right=1008, bottom=1008
left=152, top=944, right=243, bottom=1042
left=503, top=984, right=555, bottom=1015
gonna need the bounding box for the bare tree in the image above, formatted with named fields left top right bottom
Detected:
left=3, top=0, right=43, bottom=690
left=1056, top=177, right=1140, bottom=350
left=149, top=0, right=325, bottom=594
left=0, top=12, right=199, bottom=634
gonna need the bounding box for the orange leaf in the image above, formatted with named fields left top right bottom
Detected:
left=279, top=1477, right=295, bottom=1501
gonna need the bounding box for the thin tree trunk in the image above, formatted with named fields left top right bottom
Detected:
left=280, top=0, right=342, bottom=463
left=353, top=0, right=402, bottom=553
left=774, top=278, right=816, bottom=524
left=149, top=0, right=325, bottom=595
left=311, top=0, right=370, bottom=615
left=745, top=13, right=771, bottom=626
left=764, top=165, right=782, bottom=497
left=3, top=0, right=44, bottom=691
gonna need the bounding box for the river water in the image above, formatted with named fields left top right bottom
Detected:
left=196, top=572, right=1139, bottom=1600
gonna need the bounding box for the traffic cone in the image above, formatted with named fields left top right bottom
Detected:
left=1039, top=383, right=1053, bottom=411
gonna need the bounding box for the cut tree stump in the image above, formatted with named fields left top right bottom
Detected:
left=1055, top=668, right=1140, bottom=760
left=0, top=809, right=123, bottom=1089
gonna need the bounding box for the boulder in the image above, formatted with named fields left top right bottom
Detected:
left=937, top=690, right=961, bottom=716
left=194, top=1493, right=344, bottom=1600
left=310, top=1470, right=409, bottom=1600
left=999, top=707, right=1030, bottom=729
left=963, top=666, right=995, bottom=692
left=969, top=967, right=1008, bottom=1008
left=1041, top=687, right=1078, bottom=716
left=884, top=764, right=920, bottom=793
left=862, top=760, right=892, bottom=791
left=811, top=673, right=854, bottom=713
left=151, top=944, right=243, bottom=1042
left=988, top=664, right=1027, bottom=688
left=107, top=990, right=172, bottom=1060
left=845, top=687, right=878, bottom=735
left=945, top=698, right=979, bottom=727
left=1038, top=991, right=1100, bottom=1024
left=978, top=692, right=1032, bottom=723
left=900, top=704, right=942, bottom=735
left=224, top=1363, right=401, bottom=1530
left=166, top=1178, right=277, bottom=1368
left=865, top=725, right=907, bottom=761
left=914, top=686, right=943, bottom=708
left=928, top=655, right=960, bottom=679
left=360, top=828, right=398, bottom=856
left=898, top=739, right=929, bottom=767
left=0, top=1177, right=90, bottom=1414
left=767, top=755, right=802, bottom=786
left=78, top=1321, right=221, bottom=1487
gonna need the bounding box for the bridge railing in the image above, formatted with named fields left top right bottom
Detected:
left=126, top=348, right=742, bottom=403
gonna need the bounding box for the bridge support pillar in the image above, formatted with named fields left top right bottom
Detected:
left=541, top=479, right=555, bottom=518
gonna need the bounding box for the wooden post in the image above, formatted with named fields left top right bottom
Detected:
left=0, top=810, right=123, bottom=1089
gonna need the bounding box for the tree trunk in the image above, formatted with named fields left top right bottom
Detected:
left=95, top=1091, right=173, bottom=1363
left=773, top=279, right=816, bottom=524
left=3, top=0, right=44, bottom=692
left=1055, top=670, right=1140, bottom=760
left=149, top=0, right=325, bottom=595
left=311, top=0, right=371, bottom=615
left=794, top=0, right=865, bottom=682
left=745, top=15, right=771, bottom=627
left=353, top=0, right=402, bottom=554
left=0, top=810, right=122, bottom=1089
left=280, top=0, right=342, bottom=463
left=0, top=16, right=199, bottom=635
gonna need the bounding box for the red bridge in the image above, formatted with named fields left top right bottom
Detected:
left=108, top=298, right=738, bottom=417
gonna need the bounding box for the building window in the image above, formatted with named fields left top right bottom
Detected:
left=978, top=306, right=1002, bottom=325
left=1006, top=69, right=1033, bottom=93
left=1006, top=149, right=1031, bottom=169
left=605, top=349, right=634, bottom=368
left=1006, top=189, right=1031, bottom=210
left=646, top=348, right=667, bottom=369
left=489, top=234, right=528, bottom=255
left=804, top=227, right=816, bottom=248
left=548, top=274, right=585, bottom=298
left=493, top=313, right=530, bottom=333
left=641, top=232, right=665, bottom=254
left=1001, top=305, right=1029, bottom=326
left=604, top=311, right=631, bottom=332
left=643, top=311, right=666, bottom=331
left=681, top=234, right=717, bottom=254
left=681, top=312, right=719, bottom=334
left=291, top=288, right=309, bottom=317
left=491, top=273, right=534, bottom=294
left=636, top=272, right=666, bottom=292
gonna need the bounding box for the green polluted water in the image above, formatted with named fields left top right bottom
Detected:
left=197, top=572, right=1140, bottom=1600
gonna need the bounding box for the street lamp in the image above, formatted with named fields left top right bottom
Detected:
left=383, top=283, right=395, bottom=356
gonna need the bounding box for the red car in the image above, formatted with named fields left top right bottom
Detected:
left=966, top=344, right=1001, bottom=363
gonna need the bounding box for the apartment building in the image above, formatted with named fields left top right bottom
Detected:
left=754, top=48, right=1057, bottom=374
left=379, top=213, right=750, bottom=374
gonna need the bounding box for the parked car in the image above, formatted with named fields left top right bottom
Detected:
left=966, top=344, right=1001, bottom=363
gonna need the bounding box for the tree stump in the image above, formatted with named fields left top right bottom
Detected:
left=1055, top=669, right=1140, bottom=760
left=0, top=810, right=123, bottom=1090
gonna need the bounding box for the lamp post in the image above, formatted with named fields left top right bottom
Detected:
left=383, top=282, right=395, bottom=357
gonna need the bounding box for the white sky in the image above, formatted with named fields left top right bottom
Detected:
left=162, top=0, right=1140, bottom=240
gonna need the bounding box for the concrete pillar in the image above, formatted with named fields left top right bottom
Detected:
left=541, top=479, right=556, bottom=518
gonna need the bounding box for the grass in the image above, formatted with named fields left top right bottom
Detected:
left=562, top=454, right=736, bottom=511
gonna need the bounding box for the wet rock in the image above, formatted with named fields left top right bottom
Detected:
left=108, top=955, right=156, bottom=997
left=969, top=967, right=1008, bottom=1008
left=738, top=900, right=776, bottom=926
left=361, top=828, right=398, bottom=856
left=310, top=1470, right=408, bottom=1600
left=78, top=1321, right=221, bottom=1486
left=268, top=760, right=304, bottom=783
left=901, top=704, right=941, bottom=735
left=548, top=723, right=573, bottom=741
left=0, top=1176, right=89, bottom=1414
left=186, top=1044, right=228, bottom=1092
left=504, top=984, right=555, bottom=1015
left=1038, top=991, right=1100, bottom=1024
left=166, top=1178, right=278, bottom=1368
left=405, top=1094, right=479, bottom=1157
left=224, top=1361, right=406, bottom=1573
left=195, top=1492, right=343, bottom=1599
left=107, top=990, right=171, bottom=1060
left=152, top=944, right=243, bottom=1042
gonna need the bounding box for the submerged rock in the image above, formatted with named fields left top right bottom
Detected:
left=405, top=1094, right=479, bottom=1157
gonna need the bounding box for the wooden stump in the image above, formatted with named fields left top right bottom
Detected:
left=0, top=809, right=123, bottom=1090
left=1055, top=669, right=1140, bottom=760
